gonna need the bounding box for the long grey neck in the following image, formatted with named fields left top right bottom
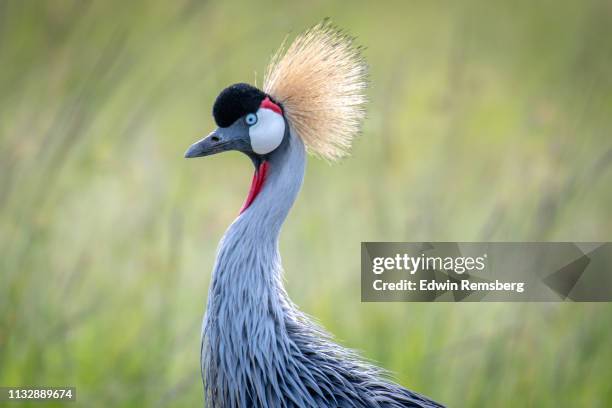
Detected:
left=204, top=126, right=306, bottom=326
left=202, top=129, right=306, bottom=406
left=207, top=129, right=305, bottom=306
left=208, top=128, right=305, bottom=298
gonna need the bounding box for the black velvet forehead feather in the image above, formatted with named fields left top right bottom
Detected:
left=212, top=83, right=267, bottom=128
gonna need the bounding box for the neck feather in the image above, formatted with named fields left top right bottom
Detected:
left=202, top=130, right=306, bottom=406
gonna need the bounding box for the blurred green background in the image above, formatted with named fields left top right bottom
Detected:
left=1, top=0, right=611, bottom=406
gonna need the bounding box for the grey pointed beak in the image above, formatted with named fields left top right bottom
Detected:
left=185, top=123, right=253, bottom=159
left=184, top=130, right=223, bottom=158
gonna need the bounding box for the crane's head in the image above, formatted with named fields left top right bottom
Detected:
left=184, top=21, right=367, bottom=213
left=184, top=83, right=286, bottom=163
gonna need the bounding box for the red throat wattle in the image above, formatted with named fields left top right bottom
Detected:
left=240, top=161, right=269, bottom=214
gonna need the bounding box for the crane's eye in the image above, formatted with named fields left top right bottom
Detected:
left=248, top=108, right=285, bottom=155
left=245, top=113, right=258, bottom=126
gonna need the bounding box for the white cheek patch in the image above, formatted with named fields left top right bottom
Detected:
left=249, top=108, right=285, bottom=155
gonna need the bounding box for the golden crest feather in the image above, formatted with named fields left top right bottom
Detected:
left=263, top=21, right=368, bottom=161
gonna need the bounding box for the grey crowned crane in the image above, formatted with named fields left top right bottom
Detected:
left=185, top=21, right=444, bottom=408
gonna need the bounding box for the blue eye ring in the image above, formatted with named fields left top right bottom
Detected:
left=245, top=113, right=258, bottom=126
